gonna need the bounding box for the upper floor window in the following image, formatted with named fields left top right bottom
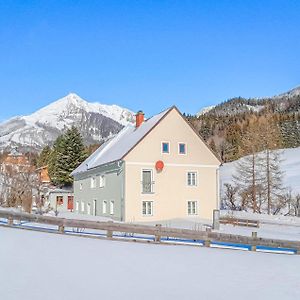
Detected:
left=79, top=183, right=83, bottom=190
left=91, top=177, right=96, bottom=189
left=179, top=143, right=186, bottom=154
left=187, top=172, right=197, bottom=186
left=99, top=175, right=105, bottom=188
left=142, top=169, right=154, bottom=193
left=162, top=142, right=170, bottom=154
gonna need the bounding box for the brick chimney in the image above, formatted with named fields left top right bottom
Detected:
left=135, top=110, right=145, bottom=128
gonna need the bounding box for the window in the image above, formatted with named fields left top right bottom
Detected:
left=75, top=201, right=79, bottom=211
left=142, top=169, right=154, bottom=193
left=110, top=200, right=114, bottom=215
left=162, top=142, right=170, bottom=154
left=87, top=203, right=91, bottom=215
left=188, top=201, right=197, bottom=215
left=79, top=183, right=83, bottom=190
left=179, top=143, right=186, bottom=154
left=99, top=175, right=105, bottom=188
left=93, top=199, right=97, bottom=216
left=56, top=196, right=63, bottom=206
left=67, top=196, right=74, bottom=210
left=91, top=177, right=96, bottom=189
left=103, top=200, right=107, bottom=214
left=81, top=201, right=85, bottom=212
left=187, top=172, right=197, bottom=186
left=142, top=201, right=153, bottom=216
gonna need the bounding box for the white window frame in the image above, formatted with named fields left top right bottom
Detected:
left=102, top=200, right=107, bottom=214
left=110, top=200, right=114, bottom=215
left=75, top=201, right=79, bottom=212
left=187, top=171, right=198, bottom=187
left=87, top=203, right=91, bottom=215
left=81, top=201, right=85, bottom=212
left=142, top=201, right=153, bottom=216
left=141, top=168, right=154, bottom=194
left=187, top=201, right=198, bottom=215
left=91, top=177, right=96, bottom=189
left=161, top=141, right=170, bottom=154
left=178, top=142, right=187, bottom=155
left=99, top=175, right=105, bottom=188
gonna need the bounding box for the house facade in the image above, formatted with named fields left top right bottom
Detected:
left=72, top=106, right=221, bottom=222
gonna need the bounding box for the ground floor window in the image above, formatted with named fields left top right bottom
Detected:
left=81, top=201, right=85, bottom=212
left=75, top=201, right=79, bottom=211
left=110, top=200, right=114, bottom=215
left=87, top=203, right=91, bottom=215
left=187, top=201, right=197, bottom=215
left=103, top=200, right=107, bottom=214
left=56, top=196, right=63, bottom=206
left=142, top=201, right=153, bottom=216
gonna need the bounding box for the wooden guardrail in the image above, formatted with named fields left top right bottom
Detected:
left=220, top=217, right=260, bottom=228
left=0, top=210, right=299, bottom=254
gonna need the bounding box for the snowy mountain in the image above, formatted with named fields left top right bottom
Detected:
left=0, top=93, right=134, bottom=152
left=196, top=105, right=216, bottom=117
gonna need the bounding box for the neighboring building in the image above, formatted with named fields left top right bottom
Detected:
left=47, top=188, right=74, bottom=213
left=36, top=165, right=51, bottom=184
left=72, top=106, right=221, bottom=222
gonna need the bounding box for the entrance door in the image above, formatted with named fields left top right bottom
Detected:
left=93, top=199, right=97, bottom=216
left=67, top=196, right=74, bottom=211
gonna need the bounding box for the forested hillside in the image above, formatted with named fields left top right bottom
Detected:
left=187, top=87, right=300, bottom=162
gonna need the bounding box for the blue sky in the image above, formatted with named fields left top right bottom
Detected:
left=0, top=0, right=300, bottom=121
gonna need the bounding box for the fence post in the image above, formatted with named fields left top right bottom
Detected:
left=155, top=224, right=162, bottom=243
left=212, top=209, right=220, bottom=230
left=58, top=225, right=65, bottom=234
left=107, top=221, right=113, bottom=238
left=251, top=231, right=257, bottom=251
left=7, top=217, right=13, bottom=226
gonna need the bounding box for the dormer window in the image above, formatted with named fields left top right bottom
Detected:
left=179, top=143, right=186, bottom=154
left=162, top=142, right=170, bottom=154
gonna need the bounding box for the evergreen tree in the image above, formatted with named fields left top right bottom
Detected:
left=55, top=127, right=87, bottom=186
left=37, top=146, right=52, bottom=167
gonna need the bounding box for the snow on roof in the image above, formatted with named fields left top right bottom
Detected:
left=71, top=107, right=172, bottom=176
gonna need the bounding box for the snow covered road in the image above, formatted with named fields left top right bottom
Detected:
left=0, top=226, right=299, bottom=300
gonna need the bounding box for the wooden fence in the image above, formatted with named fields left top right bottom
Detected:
left=0, top=210, right=299, bottom=254
left=220, top=217, right=260, bottom=228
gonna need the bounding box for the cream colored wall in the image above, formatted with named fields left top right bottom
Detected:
left=124, top=108, right=220, bottom=223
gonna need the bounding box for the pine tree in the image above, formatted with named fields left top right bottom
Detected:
left=37, top=146, right=52, bottom=167
left=55, top=127, right=87, bottom=186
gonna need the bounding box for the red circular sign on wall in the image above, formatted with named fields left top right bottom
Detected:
left=155, top=160, right=164, bottom=171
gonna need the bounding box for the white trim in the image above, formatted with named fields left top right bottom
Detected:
left=142, top=200, right=153, bottom=216
left=187, top=200, right=198, bottom=215
left=187, top=171, right=198, bottom=187
left=127, top=162, right=218, bottom=168
left=161, top=141, right=170, bottom=155
left=178, top=142, right=187, bottom=155
left=141, top=168, right=155, bottom=194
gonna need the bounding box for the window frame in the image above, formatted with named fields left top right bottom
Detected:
left=90, top=177, right=96, bottom=189
left=178, top=142, right=187, bottom=155
left=99, top=175, right=105, bottom=188
left=187, top=200, right=198, bottom=215
left=187, top=171, right=198, bottom=187
left=161, top=141, right=170, bottom=154
left=142, top=201, right=153, bottom=216
left=110, top=200, right=114, bottom=215
left=102, top=200, right=107, bottom=214
left=141, top=168, right=155, bottom=194
left=81, top=201, right=85, bottom=212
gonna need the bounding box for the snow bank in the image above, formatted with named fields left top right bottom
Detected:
left=0, top=226, right=299, bottom=300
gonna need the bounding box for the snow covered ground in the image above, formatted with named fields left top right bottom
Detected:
left=0, top=226, right=299, bottom=300
left=220, top=147, right=300, bottom=194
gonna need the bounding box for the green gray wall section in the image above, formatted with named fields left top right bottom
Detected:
left=73, top=161, right=125, bottom=221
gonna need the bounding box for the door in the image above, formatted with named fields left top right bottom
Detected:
left=67, top=196, right=74, bottom=210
